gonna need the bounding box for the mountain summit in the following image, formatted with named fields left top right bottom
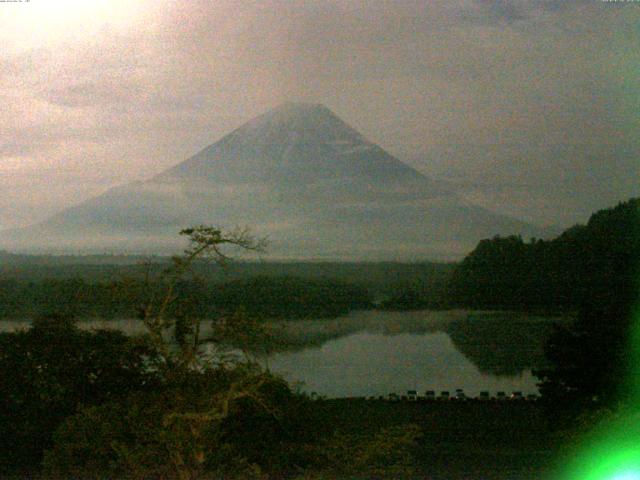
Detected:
left=0, top=103, right=544, bottom=259
left=160, top=102, right=440, bottom=192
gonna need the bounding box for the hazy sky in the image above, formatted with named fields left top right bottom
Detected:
left=1, top=0, right=638, bottom=230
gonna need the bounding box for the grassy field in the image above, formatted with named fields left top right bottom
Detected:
left=312, top=399, right=559, bottom=479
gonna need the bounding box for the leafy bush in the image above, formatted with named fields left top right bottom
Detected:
left=44, top=368, right=317, bottom=480
left=0, top=314, right=158, bottom=473
left=298, top=424, right=422, bottom=479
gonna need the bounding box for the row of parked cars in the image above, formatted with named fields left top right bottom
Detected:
left=380, top=389, right=539, bottom=402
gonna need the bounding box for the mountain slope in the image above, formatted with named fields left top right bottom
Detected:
left=0, top=103, right=546, bottom=260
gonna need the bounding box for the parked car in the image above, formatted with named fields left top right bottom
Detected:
left=477, top=391, right=490, bottom=401
left=455, top=389, right=467, bottom=401
left=438, top=391, right=451, bottom=401
left=424, top=390, right=436, bottom=401
left=407, top=390, right=418, bottom=402
left=510, top=391, right=524, bottom=401
left=496, top=391, right=507, bottom=401
left=388, top=393, right=400, bottom=402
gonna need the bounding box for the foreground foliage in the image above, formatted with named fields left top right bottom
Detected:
left=44, top=368, right=317, bottom=480
left=0, top=314, right=158, bottom=473
left=1, top=226, right=423, bottom=479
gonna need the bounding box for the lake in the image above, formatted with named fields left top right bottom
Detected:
left=0, top=310, right=566, bottom=398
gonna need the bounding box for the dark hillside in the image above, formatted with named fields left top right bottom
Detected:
left=447, top=198, right=640, bottom=310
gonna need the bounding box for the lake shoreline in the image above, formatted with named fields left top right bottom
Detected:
left=0, top=310, right=568, bottom=398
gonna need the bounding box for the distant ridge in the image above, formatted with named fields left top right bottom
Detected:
left=0, top=103, right=546, bottom=260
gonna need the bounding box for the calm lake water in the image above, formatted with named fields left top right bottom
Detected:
left=0, top=310, right=565, bottom=398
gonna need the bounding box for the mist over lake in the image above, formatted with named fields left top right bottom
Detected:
left=0, top=309, right=564, bottom=398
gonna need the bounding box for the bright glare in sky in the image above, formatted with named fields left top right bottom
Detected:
left=0, top=0, right=146, bottom=49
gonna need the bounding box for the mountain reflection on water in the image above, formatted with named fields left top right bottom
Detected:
left=268, top=310, right=563, bottom=377
left=445, top=313, right=558, bottom=377
left=0, top=310, right=567, bottom=396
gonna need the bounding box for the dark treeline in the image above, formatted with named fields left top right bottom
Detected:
left=0, top=275, right=372, bottom=321
left=532, top=199, right=640, bottom=412
left=377, top=275, right=450, bottom=310
left=213, top=276, right=371, bottom=319
left=0, top=257, right=453, bottom=289
left=446, top=198, right=640, bottom=310
left=0, top=260, right=454, bottom=320
left=2, top=200, right=637, bottom=318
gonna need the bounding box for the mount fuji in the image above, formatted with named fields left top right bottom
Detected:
left=1, top=103, right=545, bottom=260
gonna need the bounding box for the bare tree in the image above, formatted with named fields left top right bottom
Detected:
left=136, top=226, right=266, bottom=373
left=132, top=226, right=282, bottom=479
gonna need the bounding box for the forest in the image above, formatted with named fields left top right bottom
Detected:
left=10, top=197, right=637, bottom=320
left=0, top=255, right=455, bottom=320
left=0, top=275, right=372, bottom=321
left=386, top=198, right=640, bottom=312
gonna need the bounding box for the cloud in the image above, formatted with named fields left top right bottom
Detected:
left=458, top=0, right=594, bottom=26
left=472, top=0, right=530, bottom=24
left=0, top=0, right=638, bottom=231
